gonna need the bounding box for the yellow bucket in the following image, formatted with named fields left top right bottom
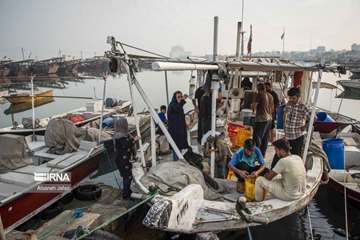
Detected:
left=235, top=128, right=252, bottom=148
left=226, top=169, right=238, bottom=181
left=244, top=177, right=256, bottom=201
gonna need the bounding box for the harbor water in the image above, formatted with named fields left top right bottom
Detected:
left=0, top=72, right=359, bottom=239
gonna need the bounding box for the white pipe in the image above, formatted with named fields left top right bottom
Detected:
left=123, top=66, right=147, bottom=169
left=150, top=116, right=156, bottom=167
left=31, top=75, right=36, bottom=139
left=241, top=0, right=244, bottom=56
left=213, top=16, right=219, bottom=62
left=235, top=22, right=241, bottom=58
left=210, top=79, right=219, bottom=178
left=98, top=76, right=107, bottom=143
left=152, top=62, right=218, bottom=71
left=132, top=77, right=184, bottom=160
left=164, top=71, right=170, bottom=106
left=302, top=70, right=322, bottom=162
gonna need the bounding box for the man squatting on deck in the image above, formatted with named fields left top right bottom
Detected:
left=228, top=139, right=266, bottom=190
left=255, top=138, right=306, bottom=201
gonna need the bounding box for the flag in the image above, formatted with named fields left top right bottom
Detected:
left=281, top=30, right=285, bottom=40
left=247, top=24, right=253, bottom=55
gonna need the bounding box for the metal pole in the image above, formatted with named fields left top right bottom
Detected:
left=164, top=71, right=170, bottom=106
left=132, top=77, right=184, bottom=160
left=302, top=70, right=322, bottom=162
left=125, top=73, right=147, bottom=169
left=241, top=0, right=245, bottom=57
left=210, top=77, right=219, bottom=178
left=213, top=16, right=219, bottom=62
left=98, top=76, right=107, bottom=143
left=31, top=75, right=36, bottom=140
left=282, top=28, right=285, bottom=56
left=236, top=22, right=241, bottom=58
left=150, top=116, right=157, bottom=167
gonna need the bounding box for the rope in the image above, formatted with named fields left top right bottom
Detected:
left=116, top=41, right=171, bottom=59
left=307, top=205, right=314, bottom=240
left=343, top=148, right=350, bottom=240
left=247, top=226, right=253, bottom=240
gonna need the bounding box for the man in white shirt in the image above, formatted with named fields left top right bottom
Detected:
left=255, top=138, right=306, bottom=201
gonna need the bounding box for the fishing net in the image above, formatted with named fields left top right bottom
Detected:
left=44, top=118, right=85, bottom=155
left=0, top=134, right=31, bottom=172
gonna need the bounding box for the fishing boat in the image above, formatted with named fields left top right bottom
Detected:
left=337, top=79, right=360, bottom=95
left=327, top=133, right=360, bottom=204
left=0, top=100, right=132, bottom=136
left=102, top=34, right=336, bottom=234
left=0, top=133, right=104, bottom=233
left=2, top=89, right=54, bottom=104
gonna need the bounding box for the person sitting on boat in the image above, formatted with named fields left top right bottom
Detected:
left=255, top=138, right=306, bottom=202
left=104, top=117, right=137, bottom=199
left=167, top=90, right=189, bottom=160
left=228, top=139, right=266, bottom=187
left=284, top=87, right=310, bottom=156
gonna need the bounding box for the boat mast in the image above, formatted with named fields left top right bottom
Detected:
left=164, top=71, right=170, bottom=106
left=31, top=75, right=36, bottom=140
left=235, top=22, right=242, bottom=59
left=98, top=75, right=107, bottom=143
left=302, top=68, right=322, bottom=162
left=124, top=63, right=147, bottom=169
left=240, top=0, right=245, bottom=57
left=213, top=16, right=219, bottom=62
left=210, top=16, right=220, bottom=178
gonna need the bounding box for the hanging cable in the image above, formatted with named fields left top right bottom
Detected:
left=116, top=41, right=172, bottom=59
left=247, top=226, right=253, bottom=240
left=343, top=146, right=350, bottom=240
left=307, top=205, right=314, bottom=240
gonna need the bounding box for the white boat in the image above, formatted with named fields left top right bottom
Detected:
left=103, top=35, right=338, bottom=234
left=0, top=100, right=131, bottom=136
left=328, top=133, right=360, bottom=204
left=337, top=79, right=360, bottom=95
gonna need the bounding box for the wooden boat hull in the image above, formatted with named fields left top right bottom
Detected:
left=328, top=176, right=360, bottom=204
left=0, top=148, right=103, bottom=233
left=3, top=90, right=54, bottom=104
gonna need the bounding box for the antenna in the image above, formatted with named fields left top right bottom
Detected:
left=21, top=48, right=25, bottom=60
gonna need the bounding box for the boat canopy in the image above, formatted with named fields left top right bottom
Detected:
left=152, top=58, right=321, bottom=72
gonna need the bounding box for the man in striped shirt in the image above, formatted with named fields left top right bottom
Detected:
left=283, top=87, right=310, bottom=156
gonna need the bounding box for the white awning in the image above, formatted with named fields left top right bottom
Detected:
left=151, top=62, right=218, bottom=71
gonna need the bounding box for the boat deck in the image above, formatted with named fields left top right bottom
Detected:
left=0, top=136, right=97, bottom=203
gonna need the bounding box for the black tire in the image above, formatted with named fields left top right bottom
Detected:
left=40, top=202, right=64, bottom=220
left=74, top=184, right=102, bottom=201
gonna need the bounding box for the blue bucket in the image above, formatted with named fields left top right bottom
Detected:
left=322, top=138, right=345, bottom=169
left=316, top=112, right=334, bottom=123
left=276, top=105, right=285, bottom=129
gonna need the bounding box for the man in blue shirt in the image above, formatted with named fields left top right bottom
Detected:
left=228, top=139, right=266, bottom=182
left=156, top=105, right=167, bottom=135
left=158, top=105, right=167, bottom=124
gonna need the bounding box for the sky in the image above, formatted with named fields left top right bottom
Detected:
left=1, top=0, right=359, bottom=60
